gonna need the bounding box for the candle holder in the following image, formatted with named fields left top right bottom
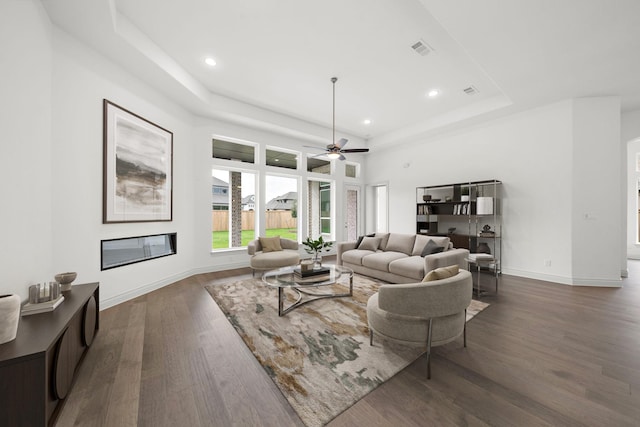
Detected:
left=28, top=282, right=60, bottom=304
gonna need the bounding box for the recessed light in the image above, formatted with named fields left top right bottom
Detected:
left=363, top=119, right=372, bottom=125
left=204, top=57, right=217, bottom=67
left=427, top=89, right=439, bottom=98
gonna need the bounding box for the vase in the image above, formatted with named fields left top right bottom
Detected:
left=313, top=254, right=322, bottom=269
left=0, top=294, right=21, bottom=344
left=55, top=272, right=77, bottom=292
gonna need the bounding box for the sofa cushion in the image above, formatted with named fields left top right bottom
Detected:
left=421, top=239, right=444, bottom=257
left=358, top=236, right=381, bottom=251
left=259, top=236, right=282, bottom=253
left=374, top=233, right=391, bottom=251
left=423, top=265, right=460, bottom=282
left=412, top=235, right=451, bottom=256
left=342, top=249, right=376, bottom=266
left=388, top=256, right=425, bottom=281
left=362, top=251, right=407, bottom=272
left=385, top=233, right=416, bottom=256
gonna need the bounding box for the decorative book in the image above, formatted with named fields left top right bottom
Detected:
left=293, top=266, right=330, bottom=278
left=21, top=295, right=65, bottom=316
left=294, top=274, right=331, bottom=284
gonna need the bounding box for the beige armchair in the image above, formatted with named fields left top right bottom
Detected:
left=366, top=269, right=472, bottom=379
left=248, top=236, right=300, bottom=277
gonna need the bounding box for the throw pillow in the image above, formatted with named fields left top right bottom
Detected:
left=358, top=236, right=381, bottom=251
left=355, top=233, right=375, bottom=248
left=421, top=239, right=444, bottom=257
left=259, top=236, right=283, bottom=253
left=422, top=265, right=459, bottom=282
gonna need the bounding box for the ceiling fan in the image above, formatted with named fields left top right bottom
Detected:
left=306, top=77, right=369, bottom=161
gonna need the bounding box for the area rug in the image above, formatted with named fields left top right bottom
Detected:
left=206, top=275, right=489, bottom=427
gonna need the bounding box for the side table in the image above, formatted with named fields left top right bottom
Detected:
left=466, top=254, right=499, bottom=298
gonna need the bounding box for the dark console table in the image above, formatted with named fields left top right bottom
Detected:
left=0, top=282, right=99, bottom=426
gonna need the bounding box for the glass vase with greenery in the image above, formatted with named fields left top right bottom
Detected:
left=302, top=236, right=333, bottom=267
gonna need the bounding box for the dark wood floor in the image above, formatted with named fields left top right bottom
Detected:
left=56, top=262, right=640, bottom=427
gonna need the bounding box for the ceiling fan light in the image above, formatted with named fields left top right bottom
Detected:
left=327, top=152, right=341, bottom=159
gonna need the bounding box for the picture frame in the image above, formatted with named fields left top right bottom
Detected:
left=103, top=100, right=173, bottom=223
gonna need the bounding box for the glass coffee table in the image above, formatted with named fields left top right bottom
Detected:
left=262, top=265, right=354, bottom=316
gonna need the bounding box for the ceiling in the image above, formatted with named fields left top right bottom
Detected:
left=41, top=0, right=640, bottom=149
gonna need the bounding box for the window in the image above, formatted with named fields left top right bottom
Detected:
left=308, top=180, right=332, bottom=239
left=373, top=184, right=388, bottom=233
left=212, top=138, right=255, bottom=164
left=307, top=156, right=331, bottom=174
left=266, top=147, right=298, bottom=170
left=212, top=169, right=256, bottom=250
left=345, top=163, right=359, bottom=178
left=265, top=175, right=298, bottom=241
left=210, top=139, right=361, bottom=253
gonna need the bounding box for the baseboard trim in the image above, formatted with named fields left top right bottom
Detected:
left=501, top=268, right=573, bottom=285
left=501, top=268, right=622, bottom=288
left=102, top=262, right=623, bottom=310
left=100, top=261, right=250, bottom=310
left=569, top=277, right=622, bottom=287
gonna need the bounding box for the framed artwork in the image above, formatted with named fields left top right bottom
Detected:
left=103, top=100, right=173, bottom=223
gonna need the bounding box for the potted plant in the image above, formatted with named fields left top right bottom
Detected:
left=302, top=236, right=333, bottom=268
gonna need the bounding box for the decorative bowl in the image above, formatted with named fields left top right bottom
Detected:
left=55, top=272, right=77, bottom=291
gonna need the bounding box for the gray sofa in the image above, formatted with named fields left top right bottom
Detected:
left=337, top=232, right=469, bottom=283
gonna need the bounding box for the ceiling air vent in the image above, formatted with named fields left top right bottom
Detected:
left=411, top=39, right=433, bottom=56
left=463, top=85, right=479, bottom=95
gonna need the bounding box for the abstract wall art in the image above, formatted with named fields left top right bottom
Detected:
left=103, top=100, right=173, bottom=223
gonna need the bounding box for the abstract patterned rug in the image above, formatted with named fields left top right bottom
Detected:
left=206, top=275, right=489, bottom=427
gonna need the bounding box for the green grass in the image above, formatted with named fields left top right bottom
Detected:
left=212, top=228, right=297, bottom=249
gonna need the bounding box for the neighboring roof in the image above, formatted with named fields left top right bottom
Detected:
left=212, top=176, right=228, bottom=187
left=266, top=192, right=297, bottom=210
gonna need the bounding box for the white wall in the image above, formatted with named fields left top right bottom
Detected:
left=366, top=98, right=623, bottom=286
left=571, top=97, right=622, bottom=285
left=0, top=1, right=53, bottom=299
left=49, top=29, right=197, bottom=308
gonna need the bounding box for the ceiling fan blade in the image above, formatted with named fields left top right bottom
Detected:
left=311, top=152, right=329, bottom=158
left=335, top=138, right=348, bottom=149
left=338, top=154, right=346, bottom=161
left=340, top=148, right=369, bottom=153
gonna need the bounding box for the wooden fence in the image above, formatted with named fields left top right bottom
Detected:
left=212, top=210, right=297, bottom=231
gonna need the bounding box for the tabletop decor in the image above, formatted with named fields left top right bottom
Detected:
left=302, top=236, right=333, bottom=268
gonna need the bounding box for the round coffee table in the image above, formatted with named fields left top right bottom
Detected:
left=262, top=265, right=354, bottom=316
